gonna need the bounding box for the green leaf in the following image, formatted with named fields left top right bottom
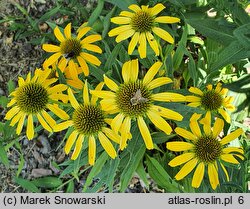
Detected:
left=87, top=0, right=104, bottom=26
left=104, top=42, right=122, bottom=71
left=0, top=96, right=9, bottom=108
left=146, top=155, right=180, bottom=192
left=32, top=177, right=63, bottom=188
left=102, top=6, right=117, bottom=38
left=7, top=79, right=15, bottom=94
left=83, top=151, right=109, bottom=192
left=0, top=144, right=9, bottom=167
left=185, top=18, right=235, bottom=45
left=105, top=0, right=137, bottom=10
left=15, top=177, right=40, bottom=193
left=66, top=180, right=74, bottom=193
left=106, top=157, right=120, bottom=192
left=136, top=160, right=149, bottom=189
left=38, top=6, right=61, bottom=23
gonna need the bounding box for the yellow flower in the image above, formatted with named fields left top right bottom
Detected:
left=167, top=112, right=244, bottom=190
left=108, top=3, right=180, bottom=58
left=91, top=59, right=185, bottom=150
left=186, top=83, right=236, bottom=123
left=43, top=60, right=84, bottom=89
left=53, top=81, right=119, bottom=164
left=42, top=23, right=102, bottom=77
left=4, top=68, right=69, bottom=140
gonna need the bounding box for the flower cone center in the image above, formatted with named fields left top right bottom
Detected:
left=72, top=105, right=105, bottom=135
left=115, top=82, right=152, bottom=118
left=16, top=83, right=49, bottom=114
left=131, top=11, right=154, bottom=32
left=194, top=135, right=222, bottom=163
left=201, top=90, right=223, bottom=111
left=60, top=38, right=82, bottom=59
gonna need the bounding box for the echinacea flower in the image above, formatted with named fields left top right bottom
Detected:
left=43, top=60, right=84, bottom=89
left=42, top=23, right=102, bottom=78
left=5, top=68, right=69, bottom=140
left=53, top=81, right=119, bottom=164
left=167, top=113, right=244, bottom=190
left=108, top=4, right=180, bottom=58
left=91, top=59, right=185, bottom=150
left=186, top=83, right=235, bottom=123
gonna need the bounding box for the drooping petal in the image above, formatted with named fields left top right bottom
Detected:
left=137, top=116, right=153, bottom=149
left=128, top=32, right=140, bottom=55
left=5, top=106, right=20, bottom=120
left=220, top=128, right=243, bottom=145
left=80, top=52, right=101, bottom=66
left=175, top=158, right=198, bottom=180
left=26, top=114, right=34, bottom=140
left=53, top=120, right=73, bottom=132
left=166, top=141, right=194, bottom=151
left=98, top=132, right=117, bottom=158
left=102, top=127, right=120, bottom=144
left=37, top=113, right=52, bottom=132
left=115, top=29, right=135, bottom=43
left=220, top=154, right=240, bottom=164
left=77, top=56, right=89, bottom=76
left=43, top=52, right=61, bottom=67
left=88, top=135, right=96, bottom=165
left=222, top=147, right=244, bottom=154
left=152, top=92, right=186, bottom=102
left=220, top=162, right=229, bottom=181
left=41, top=110, right=56, bottom=127
left=120, top=117, right=131, bottom=150
left=154, top=16, right=180, bottom=23
left=108, top=25, right=133, bottom=37
left=175, top=127, right=197, bottom=141
left=111, top=113, right=124, bottom=134
left=147, top=110, right=172, bottom=135
left=192, top=162, right=205, bottom=188
left=138, top=32, right=147, bottom=58
left=16, top=113, right=26, bottom=135
left=47, top=104, right=69, bottom=120
left=168, top=152, right=195, bottom=167
left=146, top=32, right=159, bottom=56
left=10, top=111, right=22, bottom=126
left=152, top=27, right=174, bottom=44
left=143, top=61, right=163, bottom=85
left=83, top=44, right=102, bottom=53
left=65, top=130, right=78, bottom=154
left=218, top=108, right=231, bottom=123
left=71, top=134, right=84, bottom=160
left=208, top=163, right=219, bottom=190
left=68, top=88, right=80, bottom=109
left=212, top=118, right=224, bottom=138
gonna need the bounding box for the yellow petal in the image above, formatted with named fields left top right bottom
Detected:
left=128, top=4, right=141, bottom=12
left=120, top=116, right=131, bottom=150
left=77, top=26, right=91, bottom=40
left=220, top=128, right=243, bottom=145
left=206, top=84, right=213, bottom=90
left=47, top=104, right=69, bottom=120
left=103, top=75, right=118, bottom=92
left=147, top=110, right=172, bottom=135
left=111, top=16, right=131, bottom=24
left=186, top=95, right=201, bottom=102
left=174, top=127, right=197, bottom=141
left=220, top=162, right=229, bottom=181
left=152, top=27, right=174, bottom=44
left=91, top=82, right=104, bottom=105
left=166, top=141, right=194, bottom=151
left=77, top=55, right=89, bottom=76
left=215, top=82, right=222, bottom=93
left=16, top=113, right=26, bottom=135
left=26, top=114, right=34, bottom=140
left=115, top=29, right=135, bottom=43
left=138, top=32, right=147, bottom=58
left=218, top=108, right=231, bottom=123
left=47, top=84, right=67, bottom=94
left=168, top=152, right=195, bottom=167
left=190, top=120, right=201, bottom=138
left=120, top=11, right=134, bottom=17
left=208, top=163, right=219, bottom=190
left=146, top=32, right=159, bottom=56
left=64, top=23, right=71, bottom=39
left=130, top=59, right=139, bottom=82
left=200, top=111, right=211, bottom=136
left=188, top=87, right=203, bottom=96
left=54, top=26, right=65, bottom=42
left=67, top=79, right=84, bottom=89
left=65, top=130, right=78, bottom=154
left=187, top=102, right=201, bottom=107
left=100, top=99, right=118, bottom=113
left=37, top=113, right=52, bottom=132
left=212, top=118, right=224, bottom=138
left=68, top=60, right=79, bottom=80
left=68, top=88, right=80, bottom=109
left=71, top=135, right=84, bottom=160
left=137, top=116, right=153, bottom=149
left=41, top=110, right=56, bottom=127
left=83, top=44, right=102, bottom=53
left=150, top=3, right=165, bottom=16
left=223, top=147, right=244, bottom=155
left=42, top=44, right=60, bottom=53
left=80, top=52, right=101, bottom=66
left=90, top=90, right=116, bottom=99
left=83, top=81, right=90, bottom=105
left=43, top=52, right=61, bottom=67
left=143, top=61, right=162, bottom=85
left=80, top=34, right=101, bottom=44
left=10, top=111, right=22, bottom=126
left=5, top=106, right=19, bottom=120
left=54, top=120, right=73, bottom=132
left=192, top=162, right=205, bottom=188
left=151, top=105, right=183, bottom=121
left=108, top=25, right=132, bottom=37
left=111, top=113, right=124, bottom=134
left=88, top=135, right=96, bottom=165
left=175, top=158, right=198, bottom=180
left=102, top=127, right=120, bottom=144
left=122, top=60, right=131, bottom=83
left=98, top=132, right=117, bottom=159
left=152, top=92, right=186, bottom=102
left=154, top=16, right=180, bottom=23
left=128, top=32, right=140, bottom=55
left=148, top=77, right=172, bottom=90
